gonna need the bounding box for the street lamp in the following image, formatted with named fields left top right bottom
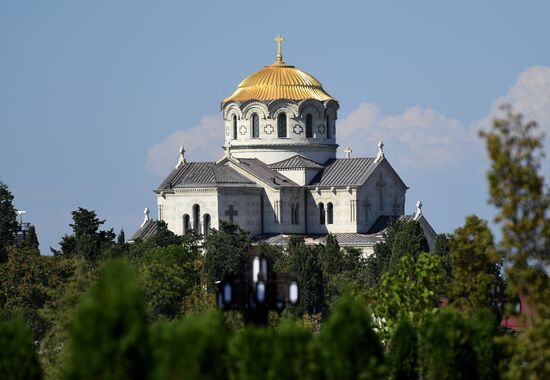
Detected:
left=215, top=254, right=299, bottom=325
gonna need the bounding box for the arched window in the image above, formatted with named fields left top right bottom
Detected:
left=327, top=202, right=334, bottom=224
left=203, top=214, right=211, bottom=237
left=326, top=115, right=331, bottom=139
left=232, top=115, right=237, bottom=140
left=277, top=113, right=287, bottom=138
left=252, top=113, right=260, bottom=138
left=305, top=113, right=313, bottom=138
left=182, top=214, right=190, bottom=235
left=319, top=202, right=325, bottom=224
left=192, top=204, right=200, bottom=233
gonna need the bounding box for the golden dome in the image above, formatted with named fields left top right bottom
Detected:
left=223, top=62, right=336, bottom=104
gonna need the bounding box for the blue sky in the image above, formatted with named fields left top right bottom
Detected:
left=2, top=1, right=550, bottom=252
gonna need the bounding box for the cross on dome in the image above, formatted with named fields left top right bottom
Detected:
left=274, top=34, right=284, bottom=63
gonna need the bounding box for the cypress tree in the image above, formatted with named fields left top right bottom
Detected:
left=65, top=260, right=149, bottom=380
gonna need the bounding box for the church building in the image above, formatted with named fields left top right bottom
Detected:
left=132, top=35, right=435, bottom=255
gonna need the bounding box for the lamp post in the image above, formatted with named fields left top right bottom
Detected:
left=215, top=254, right=299, bottom=325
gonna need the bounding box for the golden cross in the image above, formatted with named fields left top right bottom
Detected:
left=274, top=34, right=284, bottom=63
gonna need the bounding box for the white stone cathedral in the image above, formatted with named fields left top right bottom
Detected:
left=132, top=36, right=435, bottom=255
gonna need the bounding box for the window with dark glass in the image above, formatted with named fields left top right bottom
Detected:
left=306, top=113, right=313, bottom=137
left=232, top=115, right=237, bottom=140
left=327, top=202, right=334, bottom=224
left=326, top=115, right=331, bottom=138
left=319, top=203, right=325, bottom=224
left=277, top=113, right=287, bottom=138
left=252, top=113, right=260, bottom=138
left=183, top=214, right=190, bottom=235
left=203, top=214, right=211, bottom=237
left=192, top=204, right=200, bottom=233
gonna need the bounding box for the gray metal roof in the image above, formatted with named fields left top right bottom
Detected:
left=236, top=158, right=299, bottom=187
left=157, top=162, right=254, bottom=191
left=269, top=155, right=324, bottom=170
left=130, top=220, right=157, bottom=241
left=253, top=233, right=382, bottom=247
left=308, top=158, right=378, bottom=187
left=367, top=214, right=417, bottom=234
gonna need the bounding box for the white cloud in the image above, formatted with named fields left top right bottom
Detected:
left=145, top=114, right=224, bottom=176
left=338, top=104, right=472, bottom=170
left=473, top=66, right=550, bottom=137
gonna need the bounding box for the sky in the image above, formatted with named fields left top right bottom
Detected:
left=1, top=1, right=550, bottom=253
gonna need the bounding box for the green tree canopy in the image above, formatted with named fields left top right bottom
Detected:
left=448, top=215, right=503, bottom=315
left=318, top=295, right=385, bottom=380
left=288, top=237, right=326, bottom=316
left=0, top=181, right=18, bottom=262
left=54, top=208, right=115, bottom=262
left=0, top=318, right=42, bottom=380
left=150, top=311, right=228, bottom=380
left=65, top=260, right=149, bottom=380
left=374, top=252, right=445, bottom=333
left=202, top=221, right=250, bottom=289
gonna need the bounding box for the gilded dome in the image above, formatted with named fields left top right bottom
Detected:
left=223, top=62, right=336, bottom=104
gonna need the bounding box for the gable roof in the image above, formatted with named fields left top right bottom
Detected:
left=308, top=157, right=378, bottom=186
left=157, top=162, right=254, bottom=191
left=130, top=220, right=157, bottom=241
left=308, top=157, right=408, bottom=189
left=269, top=155, right=324, bottom=170
left=233, top=158, right=299, bottom=187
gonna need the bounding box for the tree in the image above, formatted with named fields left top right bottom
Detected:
left=202, top=221, right=250, bottom=289
left=373, top=253, right=445, bottom=334
left=269, top=319, right=315, bottom=380
left=20, top=225, right=39, bottom=250
left=152, top=221, right=183, bottom=247
left=289, top=237, right=326, bottom=316
left=419, top=310, right=478, bottom=380
left=389, top=221, right=429, bottom=272
left=480, top=106, right=550, bottom=379
left=117, top=229, right=125, bottom=245
left=228, top=326, right=274, bottom=380
left=419, top=309, right=500, bottom=380
left=65, top=260, right=149, bottom=380
left=54, top=208, right=115, bottom=262
left=0, top=318, right=42, bottom=380
left=479, top=105, right=550, bottom=311
left=317, top=295, right=385, bottom=380
left=150, top=312, right=228, bottom=380
left=138, top=245, right=202, bottom=319
left=433, top=233, right=452, bottom=283
left=0, top=181, right=18, bottom=262
left=387, top=318, right=419, bottom=380
left=448, top=215, right=503, bottom=315
left=0, top=246, right=74, bottom=340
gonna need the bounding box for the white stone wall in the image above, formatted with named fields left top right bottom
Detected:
left=306, top=187, right=359, bottom=234
left=156, top=188, right=219, bottom=235
left=217, top=187, right=262, bottom=236
left=357, top=162, right=407, bottom=232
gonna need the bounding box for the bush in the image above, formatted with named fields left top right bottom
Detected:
left=150, top=311, right=228, bottom=380
left=269, top=319, right=315, bottom=380
left=0, top=318, right=42, bottom=380
left=228, top=326, right=273, bottom=380
left=64, top=260, right=149, bottom=380
left=318, top=295, right=385, bottom=380
left=387, top=318, right=418, bottom=380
